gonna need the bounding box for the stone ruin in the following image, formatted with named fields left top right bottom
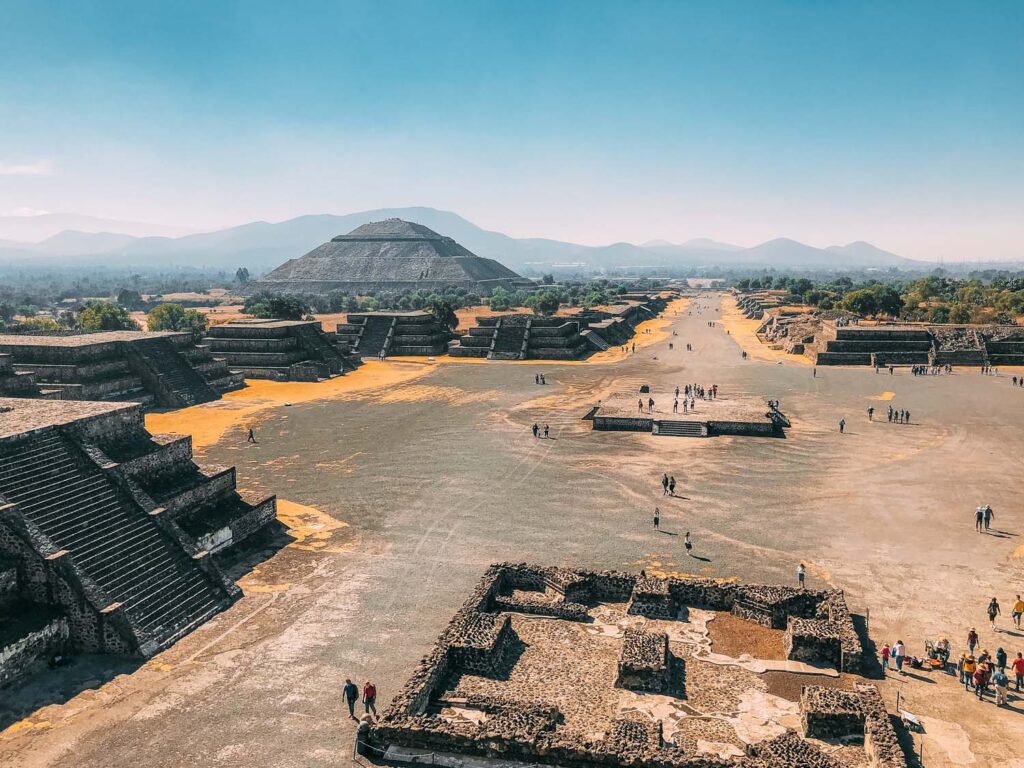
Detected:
left=0, top=398, right=277, bottom=688
left=335, top=310, right=450, bottom=358
left=0, top=330, right=242, bottom=408
left=203, top=318, right=357, bottom=381
left=368, top=563, right=903, bottom=768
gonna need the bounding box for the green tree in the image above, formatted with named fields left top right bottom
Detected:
left=242, top=292, right=310, bottom=320
left=426, top=298, right=459, bottom=332
left=489, top=287, right=511, bottom=311
left=146, top=303, right=208, bottom=333
left=77, top=301, right=140, bottom=331
left=235, top=267, right=251, bottom=285
left=531, top=291, right=561, bottom=316
left=116, top=288, right=144, bottom=309
left=842, top=289, right=878, bottom=316
left=948, top=304, right=972, bottom=324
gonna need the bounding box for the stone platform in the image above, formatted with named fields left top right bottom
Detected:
left=591, top=393, right=787, bottom=437
left=367, top=563, right=898, bottom=768
left=0, top=397, right=277, bottom=689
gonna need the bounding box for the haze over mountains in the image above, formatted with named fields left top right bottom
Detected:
left=0, top=207, right=924, bottom=272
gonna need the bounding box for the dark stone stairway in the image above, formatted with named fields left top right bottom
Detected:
left=0, top=429, right=233, bottom=655
left=129, top=337, right=218, bottom=407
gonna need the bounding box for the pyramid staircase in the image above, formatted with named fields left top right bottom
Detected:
left=128, top=337, right=218, bottom=407
left=488, top=318, right=527, bottom=360
left=0, top=429, right=235, bottom=655
left=355, top=316, right=395, bottom=358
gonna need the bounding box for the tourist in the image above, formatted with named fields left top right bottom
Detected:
left=1012, top=594, right=1023, bottom=630
left=993, top=667, right=1010, bottom=706
left=797, top=563, right=806, bottom=589
left=893, top=639, right=906, bottom=674
left=669, top=476, right=676, bottom=496
left=638, top=398, right=644, bottom=413
left=996, top=646, right=1007, bottom=673
left=543, top=424, right=550, bottom=439
left=974, top=662, right=990, bottom=700
left=532, top=423, right=539, bottom=438
left=653, top=508, right=660, bottom=529
left=967, top=627, right=978, bottom=654
left=975, top=507, right=985, bottom=532
left=363, top=681, right=378, bottom=717
left=881, top=643, right=891, bottom=673
left=648, top=397, right=655, bottom=411
left=962, top=653, right=977, bottom=689
left=813, top=368, right=817, bottom=378
left=905, top=410, right=911, bottom=424
left=887, top=406, right=893, bottom=423
left=684, top=531, right=692, bottom=555
left=662, top=473, right=670, bottom=495
left=246, top=427, right=256, bottom=443
left=675, top=386, right=680, bottom=398
left=535, top=373, right=539, bottom=384
left=673, top=399, right=679, bottom=414
left=343, top=678, right=359, bottom=721
left=1013, top=652, right=1024, bottom=691
left=988, top=597, right=1001, bottom=631
left=838, top=418, right=846, bottom=434
left=541, top=374, right=546, bottom=385
left=984, top=505, right=994, bottom=531
left=867, top=407, right=874, bottom=421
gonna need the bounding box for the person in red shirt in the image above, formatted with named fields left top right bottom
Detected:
left=1013, top=652, right=1024, bottom=691
left=363, top=681, right=378, bottom=717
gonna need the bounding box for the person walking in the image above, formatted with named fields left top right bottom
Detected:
left=974, top=663, right=990, bottom=700
left=984, top=505, right=994, bottom=530
left=684, top=531, right=693, bottom=556
left=892, top=640, right=906, bottom=674
left=362, top=681, right=378, bottom=717
left=543, top=424, right=550, bottom=439
left=532, top=423, right=539, bottom=438
left=1012, top=652, right=1024, bottom=691
left=1012, top=593, right=1024, bottom=630
left=996, top=646, right=1007, bottom=673
left=246, top=427, right=256, bottom=443
left=662, top=473, right=670, bottom=495
left=967, top=627, right=978, bottom=654
left=343, top=678, right=359, bottom=721
left=881, top=643, right=891, bottom=674
left=797, top=563, right=806, bottom=589
left=653, top=508, right=660, bottom=530
left=988, top=597, right=1001, bottom=631
left=668, top=476, right=676, bottom=496
left=838, top=418, right=846, bottom=434
left=975, top=506, right=985, bottom=532
left=962, top=653, right=977, bottom=689
left=993, top=667, right=1010, bottom=706
left=867, top=407, right=874, bottom=421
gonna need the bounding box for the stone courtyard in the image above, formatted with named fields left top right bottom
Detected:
left=2, top=292, right=1023, bottom=768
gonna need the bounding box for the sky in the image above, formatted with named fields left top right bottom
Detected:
left=1, top=0, right=1022, bottom=260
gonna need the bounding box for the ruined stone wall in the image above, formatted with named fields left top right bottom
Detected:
left=0, top=614, right=68, bottom=688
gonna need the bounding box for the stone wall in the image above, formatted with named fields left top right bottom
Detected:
left=616, top=629, right=671, bottom=692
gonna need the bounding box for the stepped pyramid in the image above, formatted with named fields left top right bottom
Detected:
left=247, top=218, right=534, bottom=297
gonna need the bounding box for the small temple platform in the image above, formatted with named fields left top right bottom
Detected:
left=590, top=393, right=787, bottom=437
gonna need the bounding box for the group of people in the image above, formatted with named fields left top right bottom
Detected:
left=650, top=508, right=693, bottom=554
left=533, top=373, right=547, bottom=385
left=660, top=473, right=678, bottom=496
left=911, top=364, right=952, bottom=376
left=886, top=405, right=911, bottom=423
left=342, top=679, right=378, bottom=721
left=1011, top=375, right=1024, bottom=387
left=974, top=505, right=995, bottom=532
left=980, top=365, right=998, bottom=375
left=530, top=422, right=551, bottom=439
left=677, top=383, right=717, bottom=400
left=956, top=643, right=1024, bottom=706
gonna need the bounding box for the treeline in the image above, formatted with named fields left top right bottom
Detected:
left=737, top=273, right=1024, bottom=324
left=0, top=300, right=208, bottom=334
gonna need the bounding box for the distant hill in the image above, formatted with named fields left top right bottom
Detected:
left=0, top=212, right=191, bottom=242
left=0, top=206, right=925, bottom=272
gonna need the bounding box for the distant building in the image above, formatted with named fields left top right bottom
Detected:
left=247, top=218, right=534, bottom=297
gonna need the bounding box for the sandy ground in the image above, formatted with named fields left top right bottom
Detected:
left=717, top=298, right=813, bottom=366
left=4, top=292, right=1024, bottom=768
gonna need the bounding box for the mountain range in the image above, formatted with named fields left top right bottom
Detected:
left=0, top=207, right=923, bottom=273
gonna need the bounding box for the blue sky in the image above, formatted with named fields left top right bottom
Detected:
left=1, top=1, right=1022, bottom=259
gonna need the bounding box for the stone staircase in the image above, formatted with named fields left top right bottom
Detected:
left=129, top=338, right=218, bottom=407
left=0, top=429, right=232, bottom=654
left=355, top=316, right=394, bottom=358
left=654, top=420, right=704, bottom=437
left=289, top=322, right=348, bottom=373
left=488, top=319, right=527, bottom=360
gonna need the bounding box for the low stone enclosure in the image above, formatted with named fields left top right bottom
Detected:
left=0, top=398, right=277, bottom=688
left=203, top=318, right=357, bottom=381
left=368, top=564, right=902, bottom=768
left=589, top=394, right=788, bottom=438
left=450, top=294, right=672, bottom=360
left=0, top=330, right=243, bottom=408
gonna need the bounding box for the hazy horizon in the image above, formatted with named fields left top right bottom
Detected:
left=2, top=2, right=1022, bottom=261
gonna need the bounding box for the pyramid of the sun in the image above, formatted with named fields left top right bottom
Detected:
left=248, top=218, right=534, bottom=296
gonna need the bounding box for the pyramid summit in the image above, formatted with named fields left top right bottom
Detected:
left=248, top=218, right=533, bottom=296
